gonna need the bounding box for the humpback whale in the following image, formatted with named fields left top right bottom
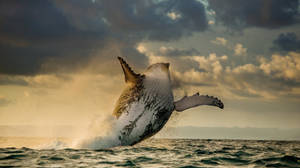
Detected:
left=114, top=57, right=224, bottom=146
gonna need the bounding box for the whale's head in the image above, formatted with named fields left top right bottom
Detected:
left=144, top=63, right=171, bottom=81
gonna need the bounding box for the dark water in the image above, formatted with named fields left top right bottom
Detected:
left=0, top=139, right=299, bottom=168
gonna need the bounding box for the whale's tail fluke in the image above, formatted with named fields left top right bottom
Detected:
left=174, top=92, right=224, bottom=112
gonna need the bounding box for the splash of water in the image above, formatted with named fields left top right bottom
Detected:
left=35, top=113, right=123, bottom=150
left=72, top=115, right=122, bottom=149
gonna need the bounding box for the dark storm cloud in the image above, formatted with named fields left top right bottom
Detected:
left=0, top=0, right=108, bottom=75
left=0, top=1, right=73, bottom=40
left=272, top=33, right=300, bottom=52
left=0, top=0, right=208, bottom=75
left=208, top=0, right=300, bottom=29
left=100, top=0, right=207, bottom=41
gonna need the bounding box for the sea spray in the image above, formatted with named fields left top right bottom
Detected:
left=73, top=115, right=122, bottom=149
left=35, top=114, right=121, bottom=150
left=39, top=139, right=69, bottom=149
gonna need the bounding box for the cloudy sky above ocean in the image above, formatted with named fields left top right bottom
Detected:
left=0, top=0, right=299, bottom=130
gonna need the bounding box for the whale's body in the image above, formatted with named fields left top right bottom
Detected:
left=114, top=62, right=174, bottom=145
left=113, top=57, right=223, bottom=146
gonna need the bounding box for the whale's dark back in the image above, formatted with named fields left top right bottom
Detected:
left=113, top=76, right=144, bottom=118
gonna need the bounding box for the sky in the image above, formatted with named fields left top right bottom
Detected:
left=0, top=0, right=300, bottom=131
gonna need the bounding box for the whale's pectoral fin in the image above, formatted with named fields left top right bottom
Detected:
left=174, top=93, right=224, bottom=112
left=118, top=57, right=143, bottom=83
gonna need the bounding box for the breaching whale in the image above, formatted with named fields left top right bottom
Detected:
left=114, top=57, right=224, bottom=146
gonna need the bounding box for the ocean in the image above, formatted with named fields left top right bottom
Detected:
left=0, top=138, right=299, bottom=167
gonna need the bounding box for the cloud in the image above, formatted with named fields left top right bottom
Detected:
left=189, top=53, right=228, bottom=77
left=0, top=96, right=11, bottom=106
left=157, top=46, right=200, bottom=57
left=210, top=38, right=248, bottom=57
left=234, top=43, right=247, bottom=56
left=0, top=75, right=29, bottom=86
left=139, top=44, right=300, bottom=99
left=259, top=52, right=300, bottom=81
left=208, top=0, right=300, bottom=30
left=167, top=12, right=182, bottom=20
left=208, top=20, right=215, bottom=25
left=0, top=0, right=108, bottom=75
left=224, top=52, right=300, bottom=98
left=169, top=51, right=300, bottom=99
left=272, top=32, right=300, bottom=52
left=171, top=71, right=215, bottom=90
left=0, top=74, right=71, bottom=88
left=141, top=44, right=211, bottom=73
left=211, top=37, right=227, bottom=46
left=0, top=0, right=208, bottom=75
left=167, top=53, right=228, bottom=94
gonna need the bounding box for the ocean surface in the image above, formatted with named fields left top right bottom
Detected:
left=0, top=138, right=299, bottom=168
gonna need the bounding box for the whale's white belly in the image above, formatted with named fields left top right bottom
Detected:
left=116, top=94, right=173, bottom=145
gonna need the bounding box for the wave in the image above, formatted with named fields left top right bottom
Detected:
left=0, top=139, right=299, bottom=167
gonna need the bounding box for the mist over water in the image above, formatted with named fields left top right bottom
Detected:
left=27, top=113, right=122, bottom=150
